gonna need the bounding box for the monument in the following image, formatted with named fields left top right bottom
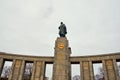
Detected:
left=53, top=22, right=71, bottom=80
left=0, top=22, right=120, bottom=80
left=58, top=22, right=67, bottom=37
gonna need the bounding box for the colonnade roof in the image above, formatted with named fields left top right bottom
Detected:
left=0, top=52, right=120, bottom=62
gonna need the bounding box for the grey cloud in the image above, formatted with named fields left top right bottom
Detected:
left=0, top=0, right=120, bottom=56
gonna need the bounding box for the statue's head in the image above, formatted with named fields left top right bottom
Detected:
left=61, top=22, right=63, bottom=24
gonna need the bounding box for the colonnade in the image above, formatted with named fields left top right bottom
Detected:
left=0, top=52, right=120, bottom=80
left=0, top=59, right=46, bottom=80
left=70, top=53, right=120, bottom=80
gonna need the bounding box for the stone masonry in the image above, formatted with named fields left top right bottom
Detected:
left=53, top=37, right=71, bottom=80
left=0, top=37, right=120, bottom=80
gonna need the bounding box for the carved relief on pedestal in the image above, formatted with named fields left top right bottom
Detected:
left=57, top=43, right=64, bottom=49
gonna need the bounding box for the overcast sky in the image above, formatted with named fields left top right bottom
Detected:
left=0, top=0, right=120, bottom=56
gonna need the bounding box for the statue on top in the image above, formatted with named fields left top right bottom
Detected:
left=58, top=22, right=67, bottom=37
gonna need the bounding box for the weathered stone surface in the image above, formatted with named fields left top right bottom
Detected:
left=82, top=61, right=90, bottom=80
left=53, top=37, right=71, bottom=80
left=12, top=60, right=22, bottom=80
left=105, top=60, right=116, bottom=80
left=0, top=58, right=3, bottom=76
left=0, top=37, right=120, bottom=80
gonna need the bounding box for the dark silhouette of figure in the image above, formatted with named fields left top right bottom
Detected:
left=58, top=22, right=67, bottom=37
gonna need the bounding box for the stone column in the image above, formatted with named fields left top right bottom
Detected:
left=0, top=58, right=3, bottom=76
left=53, top=37, right=71, bottom=80
left=82, top=61, right=90, bottom=80
left=102, top=60, right=108, bottom=80
left=8, top=59, right=16, bottom=80
left=89, top=61, right=94, bottom=80
left=80, top=61, right=83, bottom=80
left=113, top=59, right=119, bottom=80
left=105, top=60, right=116, bottom=80
left=35, top=61, right=42, bottom=80
left=31, top=61, right=36, bottom=80
left=18, top=60, right=25, bottom=80
left=11, top=59, right=22, bottom=80
left=40, top=61, right=45, bottom=80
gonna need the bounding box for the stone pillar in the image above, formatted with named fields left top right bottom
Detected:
left=11, top=59, right=22, bottom=80
left=53, top=37, right=71, bottom=80
left=40, top=61, right=45, bottom=80
left=35, top=61, right=42, bottom=80
left=89, top=61, right=94, bottom=80
left=102, top=60, right=108, bottom=80
left=82, top=61, right=90, bottom=80
left=0, top=58, right=3, bottom=76
left=105, top=60, right=116, bottom=80
left=18, top=60, right=25, bottom=80
left=31, top=61, right=36, bottom=80
left=113, top=59, right=119, bottom=80
left=80, top=61, right=83, bottom=80
left=8, top=59, right=16, bottom=80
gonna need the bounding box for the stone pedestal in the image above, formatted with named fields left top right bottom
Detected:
left=53, top=37, right=71, bottom=80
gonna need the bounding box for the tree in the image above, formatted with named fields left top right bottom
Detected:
left=118, top=64, right=120, bottom=76
left=98, top=67, right=104, bottom=77
left=72, top=75, right=80, bottom=80
left=94, top=67, right=104, bottom=80
left=23, top=63, right=33, bottom=80
left=1, top=63, right=33, bottom=80
left=0, top=66, right=11, bottom=80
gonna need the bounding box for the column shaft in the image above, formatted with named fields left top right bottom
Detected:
left=31, top=61, right=36, bottom=80
left=113, top=59, right=119, bottom=80
left=11, top=60, right=22, bottom=80
left=80, top=61, right=83, bottom=80
left=40, top=61, right=45, bottom=80
left=83, top=61, right=90, bottom=80
left=105, top=60, right=116, bottom=80
left=0, top=58, right=3, bottom=76
left=102, top=60, right=108, bottom=80
left=35, top=61, right=42, bottom=80
left=89, top=61, right=94, bottom=80
left=8, top=59, right=16, bottom=80
left=18, top=60, right=25, bottom=80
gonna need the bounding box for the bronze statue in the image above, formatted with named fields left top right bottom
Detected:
left=58, top=22, right=67, bottom=37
